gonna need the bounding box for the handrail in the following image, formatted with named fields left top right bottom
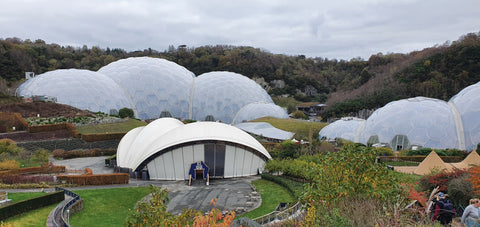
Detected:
left=252, top=201, right=303, bottom=225
left=52, top=187, right=82, bottom=227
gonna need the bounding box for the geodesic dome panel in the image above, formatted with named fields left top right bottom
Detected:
left=192, top=71, right=274, bottom=124
left=16, top=69, right=131, bottom=113
left=231, top=102, right=288, bottom=124
left=358, top=97, right=459, bottom=150
left=98, top=57, right=195, bottom=119
left=450, top=81, right=480, bottom=150
left=318, top=117, right=365, bottom=142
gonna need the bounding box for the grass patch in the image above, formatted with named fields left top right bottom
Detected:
left=75, top=118, right=147, bottom=134
left=7, top=191, right=46, bottom=202
left=4, top=203, right=59, bottom=226
left=239, top=179, right=295, bottom=220
left=70, top=187, right=151, bottom=226
left=251, top=117, right=326, bottom=140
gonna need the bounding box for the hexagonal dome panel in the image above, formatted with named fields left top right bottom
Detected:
left=16, top=69, right=131, bottom=114
left=98, top=57, right=195, bottom=119
left=192, top=71, right=274, bottom=124
left=358, top=97, right=459, bottom=150
left=450, top=81, right=480, bottom=150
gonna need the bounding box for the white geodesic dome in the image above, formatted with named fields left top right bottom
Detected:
left=16, top=69, right=131, bottom=113
left=98, top=57, right=195, bottom=119
left=358, top=97, right=460, bottom=151
left=319, top=117, right=365, bottom=142
left=191, top=71, right=275, bottom=123
left=449, top=81, right=480, bottom=151
left=16, top=58, right=289, bottom=124
left=231, top=102, right=289, bottom=124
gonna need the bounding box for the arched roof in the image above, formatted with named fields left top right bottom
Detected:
left=16, top=69, right=131, bottom=114
left=117, top=118, right=271, bottom=170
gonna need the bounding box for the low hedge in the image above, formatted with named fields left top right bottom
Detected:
left=56, top=173, right=129, bottom=185
left=1, top=175, right=55, bottom=184
left=52, top=148, right=117, bottom=159
left=0, top=190, right=64, bottom=220
left=0, top=164, right=66, bottom=177
left=0, top=112, right=28, bottom=132
left=81, top=132, right=126, bottom=142
left=260, top=173, right=305, bottom=199
left=379, top=156, right=464, bottom=163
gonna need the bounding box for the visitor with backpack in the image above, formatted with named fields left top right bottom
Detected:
left=432, top=192, right=455, bottom=226
left=461, top=198, right=480, bottom=227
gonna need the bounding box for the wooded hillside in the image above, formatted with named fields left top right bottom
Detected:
left=1, top=31, right=479, bottom=119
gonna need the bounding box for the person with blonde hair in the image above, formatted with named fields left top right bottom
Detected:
left=462, top=198, right=480, bottom=227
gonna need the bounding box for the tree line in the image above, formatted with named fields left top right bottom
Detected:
left=1, top=31, right=479, bottom=119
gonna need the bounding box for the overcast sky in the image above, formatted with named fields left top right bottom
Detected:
left=1, top=0, right=479, bottom=60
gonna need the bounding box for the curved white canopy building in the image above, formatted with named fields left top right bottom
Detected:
left=117, top=118, right=271, bottom=180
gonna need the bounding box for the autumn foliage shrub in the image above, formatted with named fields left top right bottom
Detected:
left=418, top=169, right=467, bottom=193
left=467, top=165, right=480, bottom=194
left=0, top=164, right=65, bottom=176
left=0, top=139, right=22, bottom=155
left=0, top=159, right=20, bottom=171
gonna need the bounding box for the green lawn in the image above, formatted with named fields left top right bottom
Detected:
left=239, top=179, right=295, bottom=219
left=4, top=191, right=59, bottom=226
left=75, top=118, right=147, bottom=134
left=7, top=191, right=46, bottom=202
left=251, top=117, right=326, bottom=140
left=4, top=203, right=59, bottom=226
left=70, top=187, right=151, bottom=226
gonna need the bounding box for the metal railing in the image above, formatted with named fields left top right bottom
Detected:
left=252, top=201, right=304, bottom=225
left=52, top=187, right=81, bottom=227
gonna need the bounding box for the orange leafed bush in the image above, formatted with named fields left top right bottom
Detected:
left=0, top=164, right=65, bottom=176
left=467, top=165, right=480, bottom=194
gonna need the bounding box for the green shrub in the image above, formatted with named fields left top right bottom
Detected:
left=118, top=108, right=134, bottom=119
left=374, top=147, right=394, bottom=156
left=291, top=110, right=306, bottom=119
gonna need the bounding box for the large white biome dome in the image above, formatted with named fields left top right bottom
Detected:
left=117, top=118, right=271, bottom=180
left=191, top=72, right=274, bottom=123
left=449, top=81, right=480, bottom=150
left=319, top=117, right=365, bottom=142
left=98, top=57, right=195, bottom=119
left=16, top=69, right=131, bottom=114
left=321, top=79, right=480, bottom=151
left=17, top=57, right=288, bottom=124
left=358, top=97, right=460, bottom=150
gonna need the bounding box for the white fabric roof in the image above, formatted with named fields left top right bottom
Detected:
left=234, top=122, right=295, bottom=141
left=117, top=118, right=271, bottom=170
